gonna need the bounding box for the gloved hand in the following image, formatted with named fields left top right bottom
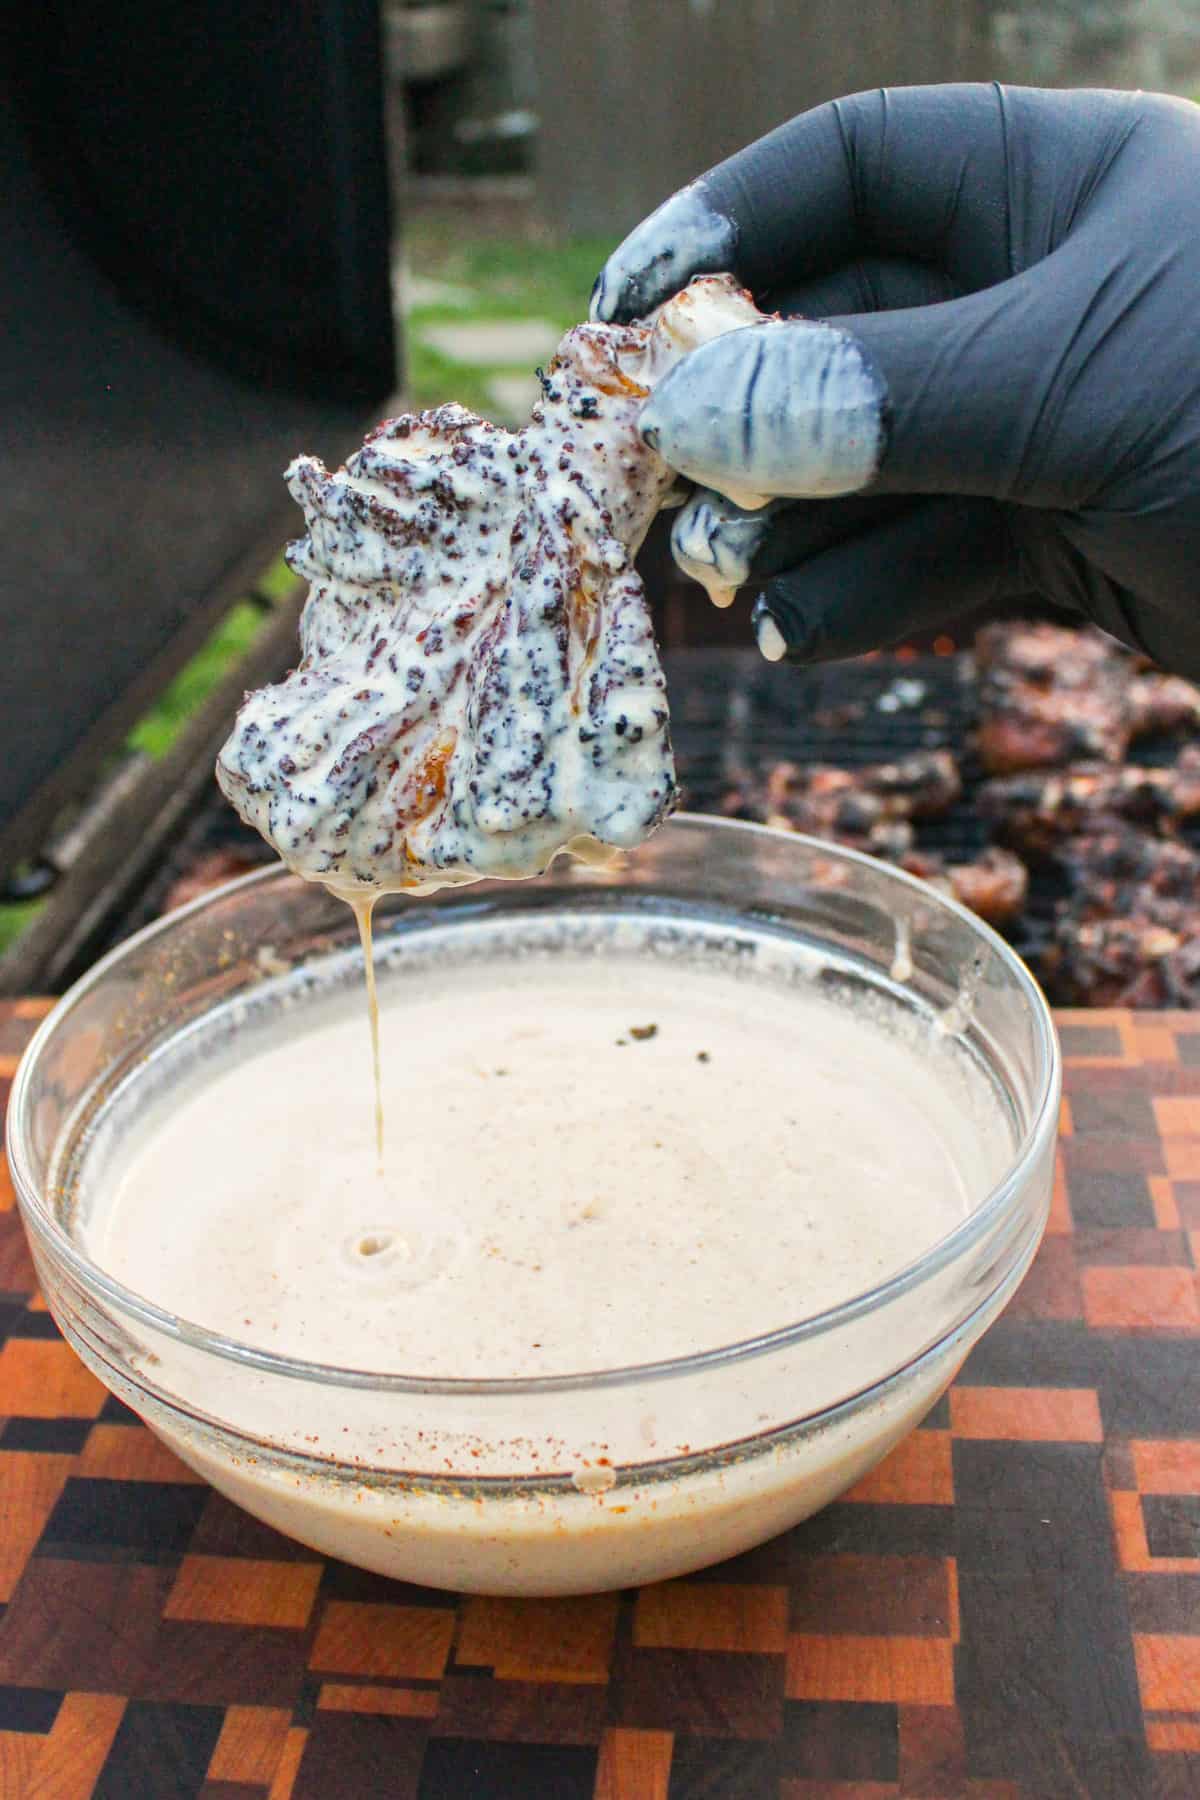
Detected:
left=591, top=85, right=1200, bottom=676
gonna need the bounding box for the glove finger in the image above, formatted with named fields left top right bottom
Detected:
left=749, top=493, right=921, bottom=578
left=590, top=182, right=738, bottom=325
left=750, top=495, right=1024, bottom=664
left=592, top=85, right=1141, bottom=323
left=769, top=255, right=959, bottom=321
left=670, top=491, right=782, bottom=608
left=670, top=488, right=916, bottom=606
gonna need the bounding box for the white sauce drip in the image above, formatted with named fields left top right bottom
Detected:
left=891, top=917, right=914, bottom=984
left=935, top=952, right=985, bottom=1037
left=670, top=487, right=774, bottom=610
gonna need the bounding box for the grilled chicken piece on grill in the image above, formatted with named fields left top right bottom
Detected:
left=898, top=846, right=1029, bottom=927
left=974, top=622, right=1121, bottom=686
left=723, top=751, right=1025, bottom=926
left=1040, top=818, right=1200, bottom=1006
left=975, top=624, right=1132, bottom=773
left=758, top=751, right=961, bottom=835
left=1058, top=830, right=1200, bottom=916
left=1042, top=915, right=1200, bottom=1007
left=216, top=276, right=765, bottom=898
left=1168, top=743, right=1200, bottom=815
left=726, top=753, right=960, bottom=857
left=974, top=622, right=1200, bottom=775
left=1130, top=672, right=1200, bottom=738
left=978, top=760, right=1200, bottom=857
left=976, top=692, right=1130, bottom=775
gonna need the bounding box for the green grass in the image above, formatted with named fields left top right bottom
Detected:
left=126, top=600, right=270, bottom=760
left=402, top=223, right=618, bottom=413
left=0, top=896, right=46, bottom=955
left=405, top=340, right=504, bottom=416
left=405, top=219, right=615, bottom=325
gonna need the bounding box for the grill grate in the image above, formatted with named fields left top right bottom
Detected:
left=668, top=648, right=979, bottom=824
left=664, top=648, right=1059, bottom=964
left=100, top=646, right=1196, bottom=999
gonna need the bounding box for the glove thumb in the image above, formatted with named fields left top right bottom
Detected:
left=639, top=319, right=888, bottom=509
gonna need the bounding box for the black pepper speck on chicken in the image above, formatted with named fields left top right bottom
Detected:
left=216, top=276, right=765, bottom=897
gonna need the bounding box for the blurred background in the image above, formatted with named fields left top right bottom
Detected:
left=5, top=0, right=1200, bottom=989
left=393, top=0, right=1200, bottom=637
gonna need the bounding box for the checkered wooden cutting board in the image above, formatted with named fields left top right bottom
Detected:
left=0, top=1001, right=1197, bottom=1799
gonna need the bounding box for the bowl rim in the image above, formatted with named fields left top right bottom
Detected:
left=7, top=814, right=1061, bottom=1398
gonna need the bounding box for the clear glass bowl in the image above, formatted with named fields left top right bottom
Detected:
left=8, top=817, right=1059, bottom=1595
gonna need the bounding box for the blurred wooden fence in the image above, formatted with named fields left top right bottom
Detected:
left=532, top=0, right=995, bottom=238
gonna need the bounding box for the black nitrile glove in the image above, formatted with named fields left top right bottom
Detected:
left=591, top=85, right=1200, bottom=676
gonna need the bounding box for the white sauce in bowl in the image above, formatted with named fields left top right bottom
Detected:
left=86, top=954, right=1008, bottom=1378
